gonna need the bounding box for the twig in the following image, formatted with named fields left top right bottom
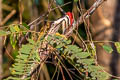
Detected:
left=28, top=1, right=71, bottom=26
left=19, top=0, right=23, bottom=24
left=77, top=0, right=105, bottom=25
left=71, top=33, right=83, bottom=47
left=19, top=0, right=106, bottom=79
left=19, top=1, right=72, bottom=46
left=2, top=3, right=14, bottom=11
left=65, top=0, right=106, bottom=37
left=57, top=56, right=73, bottom=80
left=0, top=10, right=16, bottom=26
left=19, top=0, right=104, bottom=44
left=4, top=46, right=14, bottom=61
left=59, top=65, right=66, bottom=80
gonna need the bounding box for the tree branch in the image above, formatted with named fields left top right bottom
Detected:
left=20, top=0, right=106, bottom=79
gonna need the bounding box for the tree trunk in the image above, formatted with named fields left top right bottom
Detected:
left=110, top=0, right=120, bottom=79
left=91, top=0, right=120, bottom=79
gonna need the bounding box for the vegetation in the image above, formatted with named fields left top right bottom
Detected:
left=0, top=0, right=120, bottom=80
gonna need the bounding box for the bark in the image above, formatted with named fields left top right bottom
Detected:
left=110, top=0, right=120, bottom=78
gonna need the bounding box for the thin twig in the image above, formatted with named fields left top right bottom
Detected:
left=56, top=55, right=73, bottom=80
left=19, top=1, right=72, bottom=45
left=77, top=0, right=105, bottom=25
left=20, top=0, right=107, bottom=79
left=4, top=46, right=14, bottom=61
left=59, top=65, right=66, bottom=80
left=19, top=0, right=23, bottom=24
left=0, top=10, right=16, bottom=26
left=28, top=1, right=71, bottom=26
left=2, top=3, right=14, bottom=11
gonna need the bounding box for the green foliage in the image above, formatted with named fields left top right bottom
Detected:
left=115, top=42, right=120, bottom=53
left=1, top=26, right=112, bottom=80
left=1, top=24, right=29, bottom=49
left=102, top=45, right=113, bottom=53
left=0, top=24, right=23, bottom=37
left=112, top=79, right=119, bottom=80
left=22, top=23, right=30, bottom=29
left=5, top=39, right=40, bottom=80
left=2, top=0, right=119, bottom=80
left=3, top=32, right=109, bottom=79
left=47, top=34, right=109, bottom=80
left=10, top=34, right=17, bottom=49
left=9, top=25, right=20, bottom=33
left=0, top=30, right=10, bottom=36
left=74, top=0, right=78, bottom=2
left=1, top=27, right=111, bottom=80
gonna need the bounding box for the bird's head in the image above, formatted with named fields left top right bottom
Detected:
left=66, top=12, right=74, bottom=25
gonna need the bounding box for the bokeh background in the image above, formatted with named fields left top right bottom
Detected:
left=0, top=0, right=120, bottom=80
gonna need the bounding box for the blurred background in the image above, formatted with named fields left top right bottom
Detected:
left=0, top=0, right=120, bottom=80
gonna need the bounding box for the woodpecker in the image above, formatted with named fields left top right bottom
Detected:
left=54, top=0, right=74, bottom=26
left=66, top=12, right=74, bottom=25
left=63, top=12, right=74, bottom=35
left=48, top=0, right=74, bottom=35
left=47, top=11, right=74, bottom=36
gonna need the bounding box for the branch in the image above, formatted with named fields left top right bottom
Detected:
left=77, top=0, right=106, bottom=25
left=0, top=9, right=16, bottom=26
left=20, top=0, right=106, bottom=79
left=46, top=0, right=106, bottom=37
left=65, top=0, right=106, bottom=36
left=19, top=1, right=72, bottom=46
